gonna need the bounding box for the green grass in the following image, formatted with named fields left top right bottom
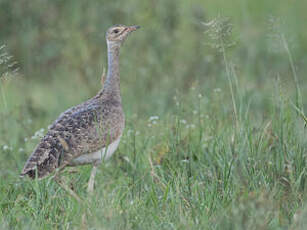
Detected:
left=1, top=0, right=307, bottom=229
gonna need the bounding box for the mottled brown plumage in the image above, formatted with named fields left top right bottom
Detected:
left=21, top=25, right=140, bottom=181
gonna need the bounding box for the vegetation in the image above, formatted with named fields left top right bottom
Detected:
left=1, top=0, right=307, bottom=229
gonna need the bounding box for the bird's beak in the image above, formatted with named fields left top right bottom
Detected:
left=127, top=25, right=141, bottom=32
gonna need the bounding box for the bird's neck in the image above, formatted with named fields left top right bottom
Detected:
left=102, top=42, right=121, bottom=100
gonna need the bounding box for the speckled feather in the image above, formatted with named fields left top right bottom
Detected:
left=21, top=92, right=124, bottom=179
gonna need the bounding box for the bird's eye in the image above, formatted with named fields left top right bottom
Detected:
left=113, top=29, right=119, bottom=34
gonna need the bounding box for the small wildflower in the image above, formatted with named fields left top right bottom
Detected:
left=31, top=128, right=45, bottom=139
left=135, top=131, right=140, bottom=136
left=3, top=145, right=9, bottom=150
left=198, top=94, right=202, bottom=98
left=18, top=148, right=24, bottom=152
left=193, top=110, right=198, bottom=115
left=186, top=124, right=194, bottom=129
left=214, top=88, right=222, bottom=93
left=24, top=137, right=28, bottom=142
left=180, top=119, right=187, bottom=124
left=148, top=116, right=159, bottom=127
left=149, top=116, right=159, bottom=121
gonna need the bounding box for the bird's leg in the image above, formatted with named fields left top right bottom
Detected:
left=87, top=162, right=99, bottom=194
left=54, top=174, right=82, bottom=203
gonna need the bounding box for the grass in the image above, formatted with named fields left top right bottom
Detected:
left=1, top=0, right=307, bottom=229
left=1, top=75, right=306, bottom=229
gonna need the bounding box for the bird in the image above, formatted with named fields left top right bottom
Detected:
left=20, top=24, right=140, bottom=198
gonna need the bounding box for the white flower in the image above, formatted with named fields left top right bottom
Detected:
left=3, top=145, right=9, bottom=150
left=214, top=88, right=221, bottom=93
left=186, top=124, right=196, bottom=129
left=180, top=119, right=187, bottom=124
left=31, top=128, right=45, bottom=139
left=149, top=116, right=159, bottom=121
left=193, top=110, right=198, bottom=115
left=198, top=93, right=202, bottom=98
left=18, top=148, right=24, bottom=152
left=148, top=116, right=159, bottom=127
left=24, top=137, right=28, bottom=142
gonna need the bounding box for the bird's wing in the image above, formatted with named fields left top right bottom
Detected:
left=21, top=101, right=123, bottom=179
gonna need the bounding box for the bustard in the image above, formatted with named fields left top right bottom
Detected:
left=21, top=25, right=140, bottom=198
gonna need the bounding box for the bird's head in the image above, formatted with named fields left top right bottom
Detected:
left=106, top=24, right=140, bottom=48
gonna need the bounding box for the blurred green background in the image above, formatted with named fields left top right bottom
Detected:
left=1, top=0, right=306, bottom=117
left=1, top=0, right=307, bottom=229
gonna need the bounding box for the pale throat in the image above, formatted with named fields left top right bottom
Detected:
left=107, top=41, right=120, bottom=76
left=104, top=40, right=121, bottom=94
